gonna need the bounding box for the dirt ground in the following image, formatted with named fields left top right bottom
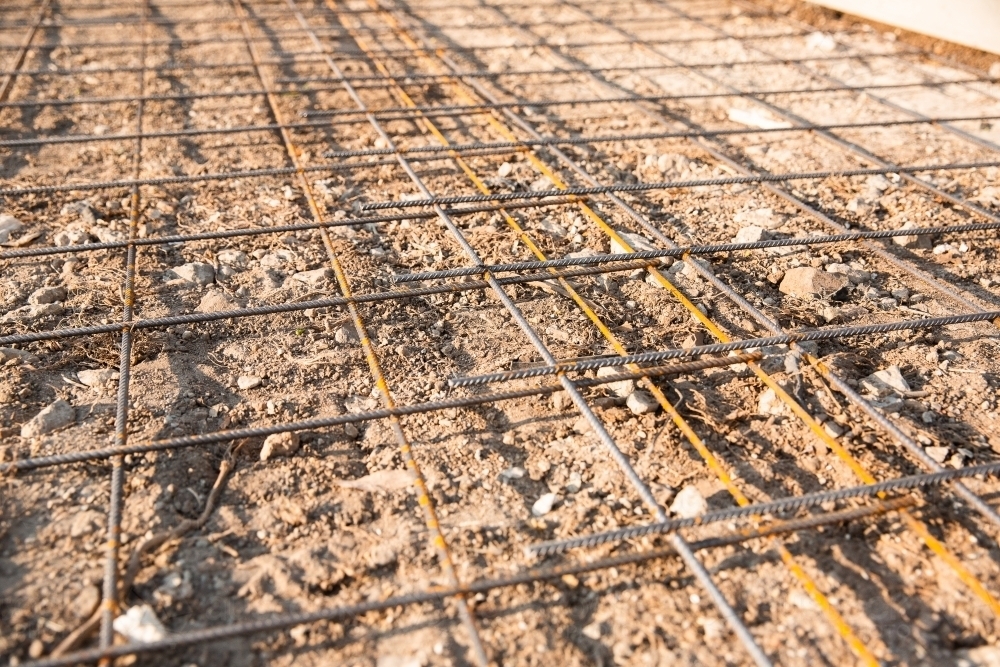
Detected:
left=2, top=0, right=1000, bottom=665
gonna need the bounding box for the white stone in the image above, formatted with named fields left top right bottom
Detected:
left=237, top=375, right=262, bottom=390
left=260, top=431, right=300, bottom=461
left=170, top=262, right=215, bottom=286
left=805, top=31, right=837, bottom=51
left=733, top=208, right=781, bottom=229
left=0, top=213, right=24, bottom=243
left=78, top=369, right=119, bottom=387
left=669, top=485, right=707, bottom=518
left=497, top=162, right=513, bottom=178
left=626, top=390, right=658, bottom=415
left=610, top=230, right=657, bottom=253
left=500, top=466, right=526, bottom=480
left=727, top=107, right=791, bottom=130
left=823, top=422, right=844, bottom=439
left=28, top=286, right=67, bottom=304
left=292, top=268, right=332, bottom=286
left=582, top=622, right=603, bottom=640
left=925, top=446, right=950, bottom=464
left=565, top=471, right=583, bottom=493
left=957, top=644, right=1000, bottom=667
left=757, top=388, right=788, bottom=417
left=733, top=225, right=768, bottom=244
left=597, top=366, right=634, bottom=397
left=53, top=229, right=91, bottom=246
left=532, top=492, right=558, bottom=517
left=860, top=365, right=910, bottom=397
left=113, top=605, right=167, bottom=643
left=21, top=399, right=75, bottom=438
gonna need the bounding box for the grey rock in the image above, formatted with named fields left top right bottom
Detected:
left=669, top=485, right=707, bottom=518
left=217, top=249, right=249, bottom=268
left=259, top=250, right=295, bottom=268
left=500, top=466, right=526, bottom=480
left=260, top=431, right=300, bottom=461
left=28, top=303, right=64, bottom=320
left=778, top=267, right=849, bottom=300
left=825, top=263, right=871, bottom=284
left=536, top=218, right=567, bottom=237
left=0, top=347, right=38, bottom=364
left=78, top=368, right=119, bottom=387
left=28, top=286, right=67, bottom=305
left=53, top=228, right=91, bottom=246
left=61, top=201, right=96, bottom=224
left=90, top=226, right=126, bottom=243
left=597, top=366, right=634, bottom=398
left=69, top=584, right=101, bottom=621
left=196, top=290, right=237, bottom=313
left=823, top=421, right=844, bottom=438
left=292, top=268, right=333, bottom=286
left=626, top=390, right=659, bottom=415
left=69, top=510, right=102, bottom=537
left=170, top=262, right=215, bottom=286
left=892, top=221, right=933, bottom=250
left=21, top=399, right=75, bottom=437
left=334, top=323, right=360, bottom=345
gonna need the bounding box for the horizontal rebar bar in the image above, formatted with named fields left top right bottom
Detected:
left=300, top=77, right=996, bottom=117
left=6, top=110, right=997, bottom=154
left=393, top=219, right=1000, bottom=283
left=0, top=352, right=761, bottom=474
left=527, top=463, right=1000, bottom=557
left=20, top=493, right=904, bottom=667
left=273, top=52, right=914, bottom=85
left=449, top=310, right=1000, bottom=387
left=0, top=197, right=579, bottom=260
left=359, top=160, right=1000, bottom=210
left=0, top=260, right=659, bottom=345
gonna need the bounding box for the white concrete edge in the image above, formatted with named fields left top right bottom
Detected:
left=810, top=0, right=1000, bottom=56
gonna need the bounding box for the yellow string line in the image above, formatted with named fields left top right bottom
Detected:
left=233, top=0, right=473, bottom=617
left=356, top=6, right=882, bottom=663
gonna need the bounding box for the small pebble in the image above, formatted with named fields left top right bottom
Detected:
left=260, top=431, right=300, bottom=461
left=925, top=446, right=949, bottom=464
left=669, top=485, right=707, bottom=518
left=237, top=376, right=261, bottom=390
left=626, top=390, right=658, bottom=415
left=500, top=466, right=526, bottom=480
left=532, top=492, right=557, bottom=517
